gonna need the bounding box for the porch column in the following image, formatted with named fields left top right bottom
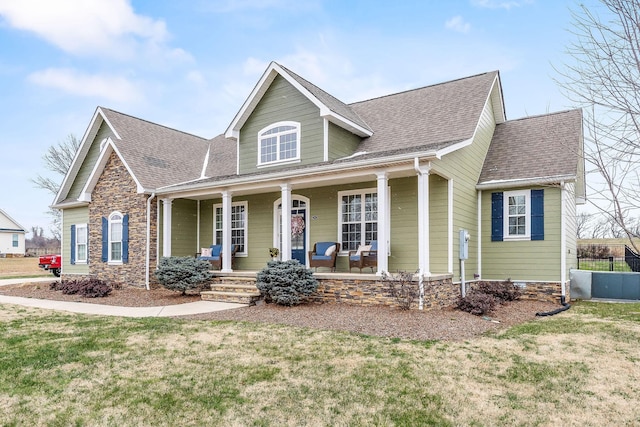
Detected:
left=376, top=171, right=389, bottom=274
left=221, top=190, right=233, bottom=272
left=280, top=184, right=292, bottom=261
left=162, top=198, right=173, bottom=257
left=415, top=160, right=431, bottom=276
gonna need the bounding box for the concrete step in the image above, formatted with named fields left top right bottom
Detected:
left=210, top=283, right=259, bottom=294
left=201, top=290, right=261, bottom=305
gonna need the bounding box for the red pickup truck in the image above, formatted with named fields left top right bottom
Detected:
left=38, top=254, right=61, bottom=277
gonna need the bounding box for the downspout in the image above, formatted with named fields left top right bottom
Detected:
left=145, top=192, right=156, bottom=291
left=536, top=181, right=572, bottom=316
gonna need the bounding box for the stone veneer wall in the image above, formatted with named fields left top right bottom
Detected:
left=308, top=275, right=457, bottom=311
left=86, top=152, right=158, bottom=288
left=468, top=280, right=567, bottom=303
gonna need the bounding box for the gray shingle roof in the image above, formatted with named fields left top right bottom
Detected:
left=100, top=108, right=211, bottom=189
left=351, top=71, right=499, bottom=155
left=478, top=109, right=583, bottom=184
left=278, top=63, right=372, bottom=133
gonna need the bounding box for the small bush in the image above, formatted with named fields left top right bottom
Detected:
left=50, top=278, right=112, bottom=298
left=474, top=280, right=522, bottom=302
left=382, top=270, right=419, bottom=310
left=456, top=290, right=496, bottom=316
left=256, top=260, right=318, bottom=306
left=155, top=257, right=213, bottom=295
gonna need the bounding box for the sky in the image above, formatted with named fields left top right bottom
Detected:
left=0, top=0, right=602, bottom=238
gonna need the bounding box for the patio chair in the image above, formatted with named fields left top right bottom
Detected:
left=308, top=242, right=340, bottom=272
left=197, top=244, right=238, bottom=270
left=349, top=240, right=378, bottom=273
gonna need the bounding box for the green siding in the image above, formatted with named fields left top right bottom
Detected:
left=239, top=75, right=323, bottom=174
left=328, top=122, right=362, bottom=161
left=389, top=177, right=419, bottom=272
left=62, top=207, right=89, bottom=274
left=481, top=187, right=562, bottom=281
left=170, top=199, right=198, bottom=257
left=431, top=98, right=496, bottom=280
left=198, top=199, right=215, bottom=248
left=429, top=174, right=449, bottom=273
left=67, top=122, right=113, bottom=200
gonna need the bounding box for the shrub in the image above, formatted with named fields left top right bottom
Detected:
left=382, top=270, right=419, bottom=310
left=256, top=260, right=318, bottom=306
left=456, top=290, right=496, bottom=316
left=155, top=257, right=213, bottom=295
left=50, top=278, right=112, bottom=298
left=474, top=280, right=522, bottom=302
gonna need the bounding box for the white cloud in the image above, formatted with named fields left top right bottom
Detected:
left=0, top=0, right=178, bottom=60
left=471, top=0, right=534, bottom=10
left=445, top=16, right=471, bottom=33
left=28, top=68, right=142, bottom=103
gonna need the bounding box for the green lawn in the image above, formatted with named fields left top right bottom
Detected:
left=577, top=259, right=632, bottom=272
left=0, top=301, right=639, bottom=426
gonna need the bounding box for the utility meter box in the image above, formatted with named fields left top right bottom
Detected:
left=459, top=229, right=470, bottom=260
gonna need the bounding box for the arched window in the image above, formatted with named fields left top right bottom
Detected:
left=258, top=121, right=300, bottom=166
left=101, top=211, right=129, bottom=263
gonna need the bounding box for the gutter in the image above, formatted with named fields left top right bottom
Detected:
left=476, top=174, right=576, bottom=191
left=145, top=192, right=156, bottom=290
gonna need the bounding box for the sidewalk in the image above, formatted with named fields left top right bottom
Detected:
left=0, top=277, right=246, bottom=317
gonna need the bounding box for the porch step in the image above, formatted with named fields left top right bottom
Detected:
left=201, top=290, right=261, bottom=305
left=201, top=277, right=261, bottom=305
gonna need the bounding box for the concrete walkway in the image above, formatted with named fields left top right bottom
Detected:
left=0, top=277, right=246, bottom=317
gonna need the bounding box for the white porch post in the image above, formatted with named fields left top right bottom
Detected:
left=376, top=171, right=389, bottom=274
left=415, top=160, right=431, bottom=276
left=222, top=190, right=233, bottom=272
left=162, top=198, right=173, bottom=257
left=280, top=184, right=292, bottom=261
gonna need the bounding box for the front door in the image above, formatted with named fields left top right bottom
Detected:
left=276, top=198, right=308, bottom=265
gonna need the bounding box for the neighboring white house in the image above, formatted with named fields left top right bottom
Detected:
left=0, top=208, right=26, bottom=256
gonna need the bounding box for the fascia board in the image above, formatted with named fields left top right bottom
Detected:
left=54, top=107, right=122, bottom=205
left=225, top=62, right=372, bottom=139
left=0, top=208, right=26, bottom=231
left=476, top=174, right=576, bottom=190
left=156, top=150, right=439, bottom=197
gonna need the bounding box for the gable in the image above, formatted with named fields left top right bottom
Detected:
left=238, top=75, right=324, bottom=174
left=0, top=209, right=25, bottom=232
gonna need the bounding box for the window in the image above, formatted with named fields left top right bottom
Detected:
left=258, top=122, right=300, bottom=166
left=109, top=212, right=123, bottom=262
left=73, top=224, right=88, bottom=263
left=12, top=234, right=18, bottom=248
left=491, top=189, right=544, bottom=241
left=338, top=189, right=378, bottom=252
left=505, top=190, right=529, bottom=239
left=101, top=212, right=129, bottom=263
left=214, top=202, right=247, bottom=255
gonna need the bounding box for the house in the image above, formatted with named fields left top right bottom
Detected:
left=0, top=208, right=26, bottom=256
left=52, top=62, right=584, bottom=308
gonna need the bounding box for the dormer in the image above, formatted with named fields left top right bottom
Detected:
left=225, top=62, right=372, bottom=175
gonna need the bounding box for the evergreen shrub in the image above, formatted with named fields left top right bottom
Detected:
left=256, top=260, right=318, bottom=306
left=155, top=256, right=213, bottom=295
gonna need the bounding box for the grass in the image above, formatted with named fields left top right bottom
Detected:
left=0, top=257, right=52, bottom=279
left=0, top=301, right=639, bottom=426
left=577, top=259, right=632, bottom=272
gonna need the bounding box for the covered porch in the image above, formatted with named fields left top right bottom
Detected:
left=155, top=157, right=459, bottom=280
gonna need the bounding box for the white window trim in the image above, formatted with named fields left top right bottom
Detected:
left=213, top=201, right=248, bottom=256
left=75, top=223, right=88, bottom=264
left=503, top=189, right=531, bottom=241
left=12, top=233, right=18, bottom=247
left=108, top=211, right=123, bottom=264
left=337, top=187, right=380, bottom=255
left=257, top=121, right=301, bottom=167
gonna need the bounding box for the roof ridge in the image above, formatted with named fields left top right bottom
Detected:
left=99, top=107, right=209, bottom=141
left=501, top=108, right=581, bottom=124
left=349, top=70, right=498, bottom=106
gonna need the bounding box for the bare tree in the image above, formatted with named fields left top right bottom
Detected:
left=576, top=212, right=593, bottom=240
left=556, top=0, right=640, bottom=251
left=32, top=134, right=81, bottom=239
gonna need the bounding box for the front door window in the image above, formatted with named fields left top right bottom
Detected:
left=276, top=198, right=307, bottom=265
